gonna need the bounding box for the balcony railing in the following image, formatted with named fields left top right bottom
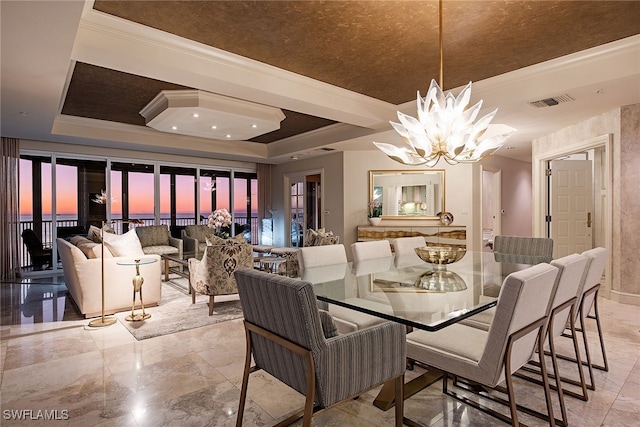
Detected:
left=18, top=216, right=259, bottom=270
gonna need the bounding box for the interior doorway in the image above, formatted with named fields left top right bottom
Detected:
left=285, top=170, right=323, bottom=247
left=481, top=167, right=501, bottom=252
left=534, top=134, right=611, bottom=294
left=547, top=157, right=594, bottom=257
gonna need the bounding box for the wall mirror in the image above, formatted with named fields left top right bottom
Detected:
left=369, top=170, right=445, bottom=219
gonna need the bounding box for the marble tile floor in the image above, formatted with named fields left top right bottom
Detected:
left=1, top=276, right=639, bottom=426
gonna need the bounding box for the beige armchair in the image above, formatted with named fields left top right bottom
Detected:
left=135, top=225, right=183, bottom=273
left=188, top=236, right=253, bottom=315
left=181, top=224, right=214, bottom=257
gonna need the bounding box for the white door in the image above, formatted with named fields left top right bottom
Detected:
left=481, top=168, right=501, bottom=252
left=550, top=160, right=593, bottom=257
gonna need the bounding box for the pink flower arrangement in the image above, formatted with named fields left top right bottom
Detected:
left=208, top=208, right=232, bottom=237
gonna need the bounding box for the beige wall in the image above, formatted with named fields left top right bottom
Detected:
left=270, top=149, right=534, bottom=260
left=270, top=151, right=345, bottom=248
left=532, top=104, right=640, bottom=305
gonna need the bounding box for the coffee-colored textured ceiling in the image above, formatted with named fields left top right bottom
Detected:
left=62, top=1, right=640, bottom=143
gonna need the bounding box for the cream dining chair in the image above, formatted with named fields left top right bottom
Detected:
left=299, top=243, right=390, bottom=334
left=391, top=236, right=426, bottom=267
left=553, top=247, right=609, bottom=392
left=406, top=263, right=560, bottom=426
left=351, top=240, right=393, bottom=263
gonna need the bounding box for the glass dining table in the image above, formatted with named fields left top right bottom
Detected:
left=308, top=250, right=520, bottom=332
left=305, top=249, right=526, bottom=412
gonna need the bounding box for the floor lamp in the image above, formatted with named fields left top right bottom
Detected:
left=88, top=218, right=143, bottom=328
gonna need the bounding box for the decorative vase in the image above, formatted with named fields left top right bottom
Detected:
left=368, top=217, right=382, bottom=226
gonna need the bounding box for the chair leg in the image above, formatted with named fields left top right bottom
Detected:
left=587, top=295, right=609, bottom=371
left=395, top=375, right=404, bottom=427
left=546, top=332, right=568, bottom=426
left=537, top=331, right=557, bottom=427
left=578, top=302, right=597, bottom=389
left=301, top=347, right=316, bottom=427
left=503, top=348, right=520, bottom=426
left=209, top=295, right=215, bottom=316
left=236, top=326, right=253, bottom=427
left=519, top=305, right=589, bottom=401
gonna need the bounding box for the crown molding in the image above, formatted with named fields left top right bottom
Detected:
left=72, top=9, right=398, bottom=129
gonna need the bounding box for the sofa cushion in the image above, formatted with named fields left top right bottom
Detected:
left=142, top=245, right=179, bottom=256
left=87, top=224, right=115, bottom=243
left=185, top=224, right=214, bottom=242
left=69, top=235, right=113, bottom=258
left=72, top=236, right=99, bottom=259
left=136, top=225, right=170, bottom=247
left=103, top=229, right=145, bottom=258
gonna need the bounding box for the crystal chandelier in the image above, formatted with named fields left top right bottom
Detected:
left=374, top=0, right=515, bottom=167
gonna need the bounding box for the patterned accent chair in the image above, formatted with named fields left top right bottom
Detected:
left=188, top=235, right=253, bottom=315
left=181, top=224, right=214, bottom=257
left=135, top=225, right=183, bottom=273
left=233, top=268, right=406, bottom=427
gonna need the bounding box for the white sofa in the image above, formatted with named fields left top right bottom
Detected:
left=57, top=238, right=162, bottom=318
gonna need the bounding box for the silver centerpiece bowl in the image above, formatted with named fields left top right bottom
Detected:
left=413, top=246, right=467, bottom=291
left=414, top=246, right=466, bottom=271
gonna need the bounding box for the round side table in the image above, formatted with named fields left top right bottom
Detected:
left=117, top=258, right=158, bottom=322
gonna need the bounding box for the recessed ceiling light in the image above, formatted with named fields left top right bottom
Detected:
left=226, top=134, right=231, bottom=138
left=171, top=126, right=178, bottom=130
left=290, top=155, right=299, bottom=160
left=251, top=124, right=258, bottom=128
left=211, top=125, right=217, bottom=129
left=192, top=113, right=199, bottom=118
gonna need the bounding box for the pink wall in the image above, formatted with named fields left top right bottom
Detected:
left=481, top=155, right=533, bottom=237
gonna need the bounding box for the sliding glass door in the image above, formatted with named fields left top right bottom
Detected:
left=18, top=152, right=259, bottom=275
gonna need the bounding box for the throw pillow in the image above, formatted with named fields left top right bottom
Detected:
left=102, top=229, right=145, bottom=258
left=87, top=224, right=115, bottom=243
left=318, top=309, right=339, bottom=338
left=206, top=233, right=246, bottom=246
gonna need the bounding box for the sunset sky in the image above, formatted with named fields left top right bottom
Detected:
left=20, top=159, right=256, bottom=218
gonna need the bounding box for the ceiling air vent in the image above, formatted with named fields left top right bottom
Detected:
left=528, top=94, right=575, bottom=108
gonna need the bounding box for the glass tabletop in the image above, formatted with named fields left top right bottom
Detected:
left=116, top=257, right=158, bottom=266
left=309, top=250, right=527, bottom=332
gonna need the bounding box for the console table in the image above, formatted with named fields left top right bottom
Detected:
left=357, top=225, right=466, bottom=249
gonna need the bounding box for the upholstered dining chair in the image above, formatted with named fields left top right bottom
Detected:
left=297, top=243, right=347, bottom=274
left=234, top=269, right=406, bottom=427
left=391, top=236, right=426, bottom=267
left=553, top=247, right=609, bottom=393
left=188, top=236, right=253, bottom=315
left=350, top=240, right=393, bottom=263
left=492, top=235, right=554, bottom=264
left=298, top=243, right=387, bottom=334
left=513, top=253, right=590, bottom=425
left=406, top=263, right=560, bottom=426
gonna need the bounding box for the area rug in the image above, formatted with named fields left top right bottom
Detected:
left=115, top=278, right=244, bottom=340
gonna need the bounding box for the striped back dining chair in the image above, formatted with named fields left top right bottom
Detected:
left=234, top=268, right=406, bottom=427
left=493, top=235, right=553, bottom=265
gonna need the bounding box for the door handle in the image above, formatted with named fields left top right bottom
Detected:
left=587, top=212, right=592, bottom=228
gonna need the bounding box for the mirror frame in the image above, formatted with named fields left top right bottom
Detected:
left=369, top=169, right=446, bottom=220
